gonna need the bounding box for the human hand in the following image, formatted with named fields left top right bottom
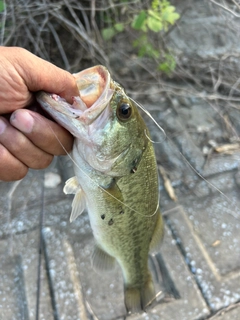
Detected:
left=0, top=46, right=79, bottom=181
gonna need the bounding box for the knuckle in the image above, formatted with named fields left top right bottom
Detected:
left=13, top=168, right=28, bottom=181
left=40, top=155, right=53, bottom=169
left=11, top=143, right=23, bottom=155
left=29, top=155, right=53, bottom=169
left=57, top=141, right=73, bottom=155
left=0, top=147, right=28, bottom=181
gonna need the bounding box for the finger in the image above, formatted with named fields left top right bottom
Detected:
left=12, top=47, right=79, bottom=102
left=0, top=117, right=53, bottom=169
left=0, top=144, right=28, bottom=181
left=10, top=109, right=74, bottom=155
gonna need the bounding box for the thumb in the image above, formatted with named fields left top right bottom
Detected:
left=13, top=47, right=79, bottom=103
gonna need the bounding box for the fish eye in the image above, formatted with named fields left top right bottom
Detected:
left=116, top=102, right=132, bottom=121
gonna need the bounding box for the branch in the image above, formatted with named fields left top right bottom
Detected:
left=209, top=0, right=240, bottom=18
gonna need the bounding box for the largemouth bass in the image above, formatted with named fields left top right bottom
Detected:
left=37, top=65, right=164, bottom=314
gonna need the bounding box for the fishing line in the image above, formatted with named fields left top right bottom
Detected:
left=36, top=170, right=45, bottom=320
left=130, top=98, right=167, bottom=144
left=133, top=99, right=240, bottom=220
left=176, top=151, right=239, bottom=219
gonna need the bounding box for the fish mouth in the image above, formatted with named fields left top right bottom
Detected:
left=37, top=65, right=114, bottom=135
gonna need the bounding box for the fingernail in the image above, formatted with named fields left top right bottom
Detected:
left=10, top=110, right=34, bottom=133
left=0, top=118, right=7, bottom=134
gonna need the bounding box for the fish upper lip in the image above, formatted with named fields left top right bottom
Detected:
left=77, top=89, right=114, bottom=125
left=37, top=65, right=114, bottom=126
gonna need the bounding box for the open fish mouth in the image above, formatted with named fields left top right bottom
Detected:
left=36, top=65, right=114, bottom=135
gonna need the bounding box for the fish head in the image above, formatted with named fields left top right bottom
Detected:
left=37, top=65, right=113, bottom=139
left=37, top=65, right=148, bottom=176
left=90, top=82, right=149, bottom=176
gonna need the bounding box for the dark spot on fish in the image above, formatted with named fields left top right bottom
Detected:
left=72, top=112, right=79, bottom=119
left=108, top=218, right=114, bottom=226
left=119, top=210, right=124, bottom=215
left=131, top=167, right=137, bottom=173
left=101, top=214, right=105, bottom=220
left=131, top=158, right=139, bottom=173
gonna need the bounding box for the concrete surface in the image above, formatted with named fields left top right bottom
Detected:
left=1, top=90, right=240, bottom=320
left=1, top=0, right=240, bottom=319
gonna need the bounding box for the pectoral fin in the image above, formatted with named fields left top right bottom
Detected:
left=100, top=178, right=124, bottom=211
left=149, top=211, right=164, bottom=254
left=92, top=244, right=115, bottom=272
left=63, top=176, right=79, bottom=194
left=70, top=191, right=86, bottom=222
left=63, top=176, right=86, bottom=222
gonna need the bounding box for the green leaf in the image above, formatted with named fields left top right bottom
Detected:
left=148, top=9, right=160, bottom=19
left=151, top=48, right=160, bottom=59
left=138, top=46, right=147, bottom=57
left=114, top=23, right=124, bottom=32
left=162, top=6, right=180, bottom=24
left=158, top=54, right=176, bottom=75
left=101, top=28, right=116, bottom=41
left=133, top=39, right=139, bottom=48
left=133, top=34, right=146, bottom=49
left=147, top=16, right=163, bottom=32
left=151, top=0, right=160, bottom=10
left=0, top=0, right=5, bottom=12
left=145, top=45, right=159, bottom=59
left=158, top=62, right=172, bottom=74
left=159, top=0, right=170, bottom=8
left=141, top=43, right=159, bottom=59
left=131, top=10, right=146, bottom=30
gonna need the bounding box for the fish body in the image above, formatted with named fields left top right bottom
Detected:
left=37, top=66, right=164, bottom=313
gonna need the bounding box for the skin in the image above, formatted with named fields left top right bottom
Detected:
left=0, top=46, right=79, bottom=181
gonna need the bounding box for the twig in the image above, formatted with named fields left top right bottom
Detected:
left=207, top=301, right=240, bottom=319
left=159, top=166, right=177, bottom=202
left=49, top=10, right=108, bottom=63
left=209, top=0, right=240, bottom=17
left=63, top=0, right=94, bottom=56
left=35, top=171, right=45, bottom=320
left=0, top=0, right=7, bottom=45
left=48, top=22, right=70, bottom=70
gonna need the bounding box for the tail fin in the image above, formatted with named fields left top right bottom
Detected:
left=124, top=277, right=156, bottom=314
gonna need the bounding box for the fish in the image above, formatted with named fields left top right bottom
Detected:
left=37, top=65, right=164, bottom=314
